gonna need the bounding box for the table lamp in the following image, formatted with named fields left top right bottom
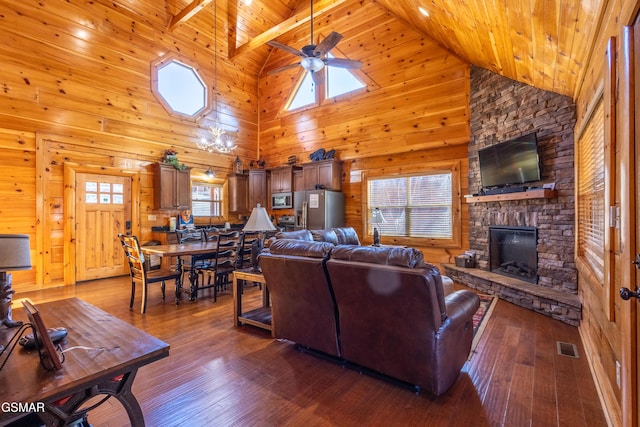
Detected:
left=0, top=234, right=31, bottom=328
left=243, top=204, right=277, bottom=272
left=369, top=208, right=386, bottom=246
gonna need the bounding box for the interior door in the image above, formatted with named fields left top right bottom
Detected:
left=76, top=173, right=132, bottom=281
left=624, top=19, right=640, bottom=427
left=634, top=21, right=640, bottom=426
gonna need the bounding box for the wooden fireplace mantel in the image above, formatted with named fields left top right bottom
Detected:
left=464, top=188, right=557, bottom=203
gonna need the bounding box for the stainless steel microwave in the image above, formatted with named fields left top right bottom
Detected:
left=271, top=192, right=292, bottom=209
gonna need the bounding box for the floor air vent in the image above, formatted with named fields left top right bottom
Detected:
left=557, top=341, right=579, bottom=358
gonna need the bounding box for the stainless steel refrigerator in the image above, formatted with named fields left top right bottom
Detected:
left=294, top=190, right=345, bottom=230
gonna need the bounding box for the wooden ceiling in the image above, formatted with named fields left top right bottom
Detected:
left=166, top=0, right=605, bottom=99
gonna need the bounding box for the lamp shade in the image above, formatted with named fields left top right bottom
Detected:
left=243, top=204, right=277, bottom=232
left=0, top=234, right=31, bottom=271
left=368, top=208, right=386, bottom=225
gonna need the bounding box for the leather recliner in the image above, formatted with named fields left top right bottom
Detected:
left=326, top=245, right=479, bottom=396
left=259, top=239, right=341, bottom=357
left=260, top=235, right=479, bottom=395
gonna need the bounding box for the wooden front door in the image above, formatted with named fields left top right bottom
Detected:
left=75, top=173, right=132, bottom=281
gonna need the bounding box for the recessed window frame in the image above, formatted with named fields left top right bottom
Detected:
left=151, top=54, right=211, bottom=120
left=281, top=45, right=371, bottom=115
left=191, top=180, right=224, bottom=219
left=362, top=160, right=462, bottom=248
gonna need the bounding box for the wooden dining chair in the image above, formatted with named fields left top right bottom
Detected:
left=118, top=234, right=181, bottom=314
left=237, top=231, right=261, bottom=270
left=184, top=227, right=221, bottom=298
left=204, top=230, right=240, bottom=302
left=175, top=228, right=216, bottom=299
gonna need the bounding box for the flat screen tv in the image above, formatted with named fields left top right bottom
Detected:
left=478, top=133, right=541, bottom=188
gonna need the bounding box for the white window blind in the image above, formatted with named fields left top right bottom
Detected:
left=577, top=97, right=604, bottom=281
left=192, top=183, right=222, bottom=217
left=368, top=173, right=453, bottom=239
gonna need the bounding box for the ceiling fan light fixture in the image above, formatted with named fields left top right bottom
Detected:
left=301, top=56, right=325, bottom=72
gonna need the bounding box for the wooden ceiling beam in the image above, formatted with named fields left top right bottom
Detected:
left=229, top=0, right=350, bottom=59
left=168, top=0, right=214, bottom=31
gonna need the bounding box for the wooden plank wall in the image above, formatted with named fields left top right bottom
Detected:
left=258, top=1, right=471, bottom=266
left=0, top=0, right=256, bottom=291
left=343, top=145, right=470, bottom=265
left=0, top=129, right=37, bottom=290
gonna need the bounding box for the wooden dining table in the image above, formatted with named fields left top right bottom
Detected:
left=141, top=242, right=219, bottom=300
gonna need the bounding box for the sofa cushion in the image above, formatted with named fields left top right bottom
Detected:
left=331, top=245, right=425, bottom=268
left=274, top=229, right=313, bottom=241
left=332, top=227, right=361, bottom=245
left=268, top=239, right=334, bottom=258
left=310, top=229, right=339, bottom=245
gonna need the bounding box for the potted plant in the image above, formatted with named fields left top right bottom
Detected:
left=163, top=148, right=186, bottom=170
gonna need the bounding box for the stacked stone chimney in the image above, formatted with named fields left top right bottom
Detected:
left=468, top=66, right=577, bottom=294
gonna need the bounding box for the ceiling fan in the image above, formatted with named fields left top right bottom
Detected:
left=267, top=0, right=362, bottom=80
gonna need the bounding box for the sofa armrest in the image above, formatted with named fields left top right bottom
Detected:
left=429, top=289, right=480, bottom=395
left=443, top=290, right=480, bottom=328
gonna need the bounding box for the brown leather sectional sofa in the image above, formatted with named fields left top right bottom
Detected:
left=259, top=229, right=480, bottom=396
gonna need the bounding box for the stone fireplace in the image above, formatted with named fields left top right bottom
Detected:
left=443, top=66, right=581, bottom=326
left=489, top=226, right=537, bottom=283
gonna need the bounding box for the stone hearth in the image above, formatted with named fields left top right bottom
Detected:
left=443, top=264, right=581, bottom=326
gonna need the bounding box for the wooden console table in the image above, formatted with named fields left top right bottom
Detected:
left=232, top=269, right=272, bottom=335
left=0, top=298, right=169, bottom=426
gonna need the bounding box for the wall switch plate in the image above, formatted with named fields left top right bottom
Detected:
left=148, top=214, right=157, bottom=221
left=616, top=361, right=621, bottom=388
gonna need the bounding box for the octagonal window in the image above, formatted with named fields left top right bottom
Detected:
left=151, top=56, right=209, bottom=119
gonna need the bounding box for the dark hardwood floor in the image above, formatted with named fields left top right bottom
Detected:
left=15, top=277, right=607, bottom=427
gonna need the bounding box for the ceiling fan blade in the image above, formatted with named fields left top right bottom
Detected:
left=313, top=32, right=343, bottom=56
left=311, top=70, right=324, bottom=87
left=267, top=40, right=305, bottom=57
left=267, top=62, right=302, bottom=75
left=324, top=57, right=362, bottom=69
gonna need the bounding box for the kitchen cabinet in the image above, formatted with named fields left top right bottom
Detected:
left=269, top=165, right=301, bottom=193
left=152, top=162, right=192, bottom=210
left=228, top=173, right=249, bottom=214
left=249, top=169, right=267, bottom=209
left=302, top=159, right=342, bottom=191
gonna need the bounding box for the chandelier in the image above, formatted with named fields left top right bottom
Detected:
left=197, top=0, right=237, bottom=154
left=197, top=126, right=237, bottom=153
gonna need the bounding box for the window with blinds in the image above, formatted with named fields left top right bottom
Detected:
left=368, top=173, right=453, bottom=239
left=192, top=183, right=223, bottom=217
left=577, top=97, right=605, bottom=281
